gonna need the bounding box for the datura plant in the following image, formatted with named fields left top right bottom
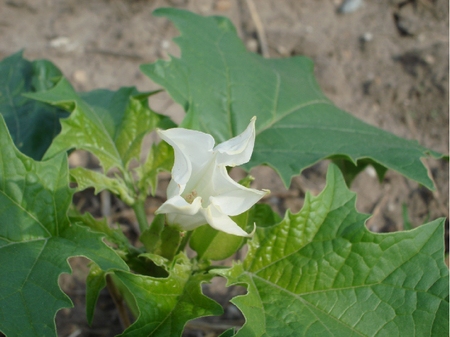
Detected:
left=0, top=8, right=448, bottom=337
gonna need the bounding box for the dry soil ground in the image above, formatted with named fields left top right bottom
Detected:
left=0, top=0, right=448, bottom=336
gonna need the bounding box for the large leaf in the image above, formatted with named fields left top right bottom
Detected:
left=140, top=8, right=443, bottom=190
left=25, top=80, right=175, bottom=202
left=0, top=51, right=69, bottom=160
left=0, top=116, right=128, bottom=337
left=215, top=164, right=449, bottom=336
left=114, top=254, right=223, bottom=337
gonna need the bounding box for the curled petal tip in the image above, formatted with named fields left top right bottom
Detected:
left=244, top=223, right=257, bottom=237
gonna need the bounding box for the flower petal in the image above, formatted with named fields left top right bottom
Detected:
left=156, top=196, right=207, bottom=231
left=167, top=179, right=181, bottom=199
left=156, top=195, right=202, bottom=215
left=157, top=128, right=215, bottom=189
left=209, top=166, right=268, bottom=216
left=205, top=203, right=253, bottom=237
left=215, top=116, right=256, bottom=166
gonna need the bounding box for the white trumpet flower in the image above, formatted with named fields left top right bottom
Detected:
left=155, top=117, right=268, bottom=237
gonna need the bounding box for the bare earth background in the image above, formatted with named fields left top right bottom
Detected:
left=0, top=0, right=448, bottom=336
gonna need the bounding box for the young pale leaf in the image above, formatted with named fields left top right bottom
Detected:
left=0, top=51, right=69, bottom=160
left=141, top=8, right=443, bottom=190
left=215, top=164, right=449, bottom=337
left=114, top=254, right=223, bottom=337
left=0, top=116, right=128, bottom=337
left=68, top=209, right=130, bottom=250
left=70, top=167, right=134, bottom=205
left=136, top=140, right=174, bottom=197
left=25, top=80, right=175, bottom=199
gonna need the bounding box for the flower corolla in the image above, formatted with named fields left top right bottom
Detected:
left=155, top=117, right=268, bottom=237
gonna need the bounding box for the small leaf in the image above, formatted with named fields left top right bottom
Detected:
left=70, top=167, right=134, bottom=205
left=0, top=51, right=69, bottom=160
left=215, top=164, right=449, bottom=336
left=0, top=116, right=128, bottom=337
left=250, top=203, right=282, bottom=228
left=68, top=209, right=130, bottom=249
left=155, top=226, right=183, bottom=261
left=402, top=203, right=414, bottom=230
left=136, top=140, right=174, bottom=197
left=114, top=254, right=223, bottom=337
left=139, top=214, right=166, bottom=253
left=141, top=8, right=444, bottom=190
left=86, top=263, right=107, bottom=325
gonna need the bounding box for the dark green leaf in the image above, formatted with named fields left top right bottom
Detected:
left=0, top=116, right=128, bottom=337
left=215, top=164, right=449, bottom=336
left=141, top=8, right=443, bottom=190
left=0, top=51, right=69, bottom=160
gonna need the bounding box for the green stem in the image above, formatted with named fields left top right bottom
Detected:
left=177, top=230, right=192, bottom=254
left=132, top=200, right=149, bottom=233
left=106, top=274, right=131, bottom=329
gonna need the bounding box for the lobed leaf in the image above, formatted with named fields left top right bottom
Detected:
left=25, top=80, right=175, bottom=201
left=141, top=8, right=444, bottom=190
left=215, top=164, right=449, bottom=336
left=0, top=51, right=69, bottom=160
left=114, top=254, right=223, bottom=337
left=0, top=116, right=128, bottom=337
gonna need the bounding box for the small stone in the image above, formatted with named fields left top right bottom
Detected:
left=276, top=45, right=290, bottom=57
left=68, top=150, right=89, bottom=168
left=49, top=36, right=70, bottom=48
left=424, top=54, right=435, bottom=65
left=161, top=40, right=170, bottom=49
left=395, top=5, right=421, bottom=36
left=246, top=39, right=258, bottom=53
left=215, top=0, right=231, bottom=11
left=365, top=166, right=377, bottom=178
left=73, top=70, right=87, bottom=84
left=338, top=0, right=364, bottom=14
left=362, top=32, right=373, bottom=42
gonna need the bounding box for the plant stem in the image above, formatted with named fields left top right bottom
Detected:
left=132, top=200, right=149, bottom=233
left=106, top=274, right=131, bottom=329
